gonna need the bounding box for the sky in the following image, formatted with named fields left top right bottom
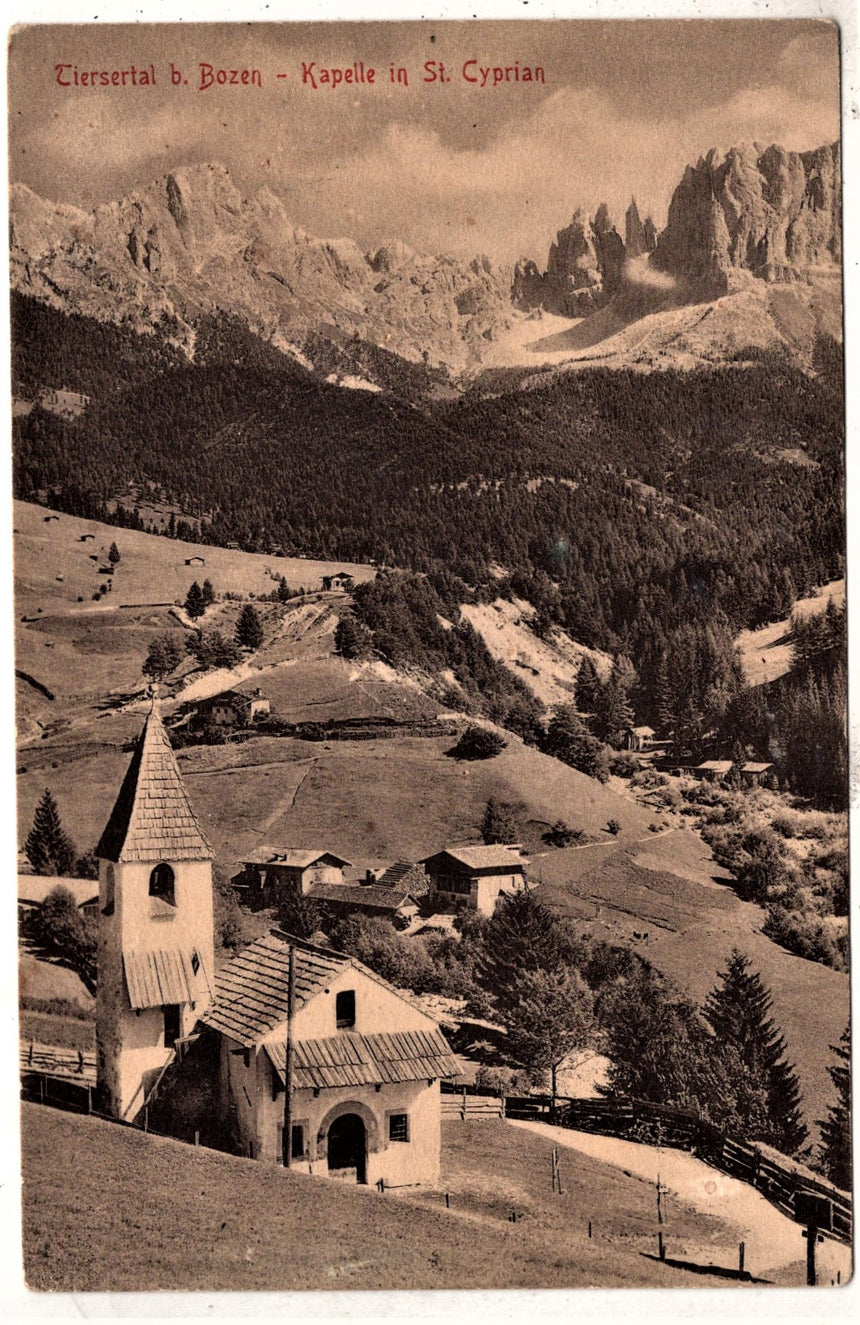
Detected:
left=7, top=19, right=843, bottom=268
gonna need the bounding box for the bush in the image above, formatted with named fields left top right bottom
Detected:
left=772, top=812, right=801, bottom=839
left=763, top=906, right=847, bottom=972
left=474, top=1064, right=532, bottom=1096
left=606, top=819, right=622, bottom=836
left=449, top=725, right=507, bottom=760
left=29, top=886, right=97, bottom=994
left=544, top=820, right=583, bottom=848
left=608, top=750, right=641, bottom=778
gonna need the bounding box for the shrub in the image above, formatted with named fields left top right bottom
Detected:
left=772, top=812, right=801, bottom=839
left=29, top=886, right=97, bottom=994
left=449, top=725, right=507, bottom=760
left=608, top=750, right=641, bottom=778
left=606, top=819, right=622, bottom=836
left=544, top=820, right=583, bottom=848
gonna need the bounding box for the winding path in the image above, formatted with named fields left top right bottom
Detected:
left=509, top=1120, right=851, bottom=1284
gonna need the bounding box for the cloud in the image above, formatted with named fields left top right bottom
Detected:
left=11, top=22, right=841, bottom=265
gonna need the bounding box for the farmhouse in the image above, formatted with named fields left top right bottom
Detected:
left=185, top=555, right=206, bottom=567
left=198, top=688, right=271, bottom=727
left=373, top=860, right=430, bottom=897
left=91, top=698, right=459, bottom=1186
left=322, top=572, right=355, bottom=591
left=741, top=761, right=775, bottom=787
left=421, top=844, right=529, bottom=916
left=233, top=848, right=352, bottom=903
left=694, top=760, right=734, bottom=782
left=627, top=725, right=656, bottom=753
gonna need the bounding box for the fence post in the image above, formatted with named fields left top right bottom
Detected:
left=738, top=1242, right=745, bottom=1275
left=657, top=1231, right=665, bottom=1262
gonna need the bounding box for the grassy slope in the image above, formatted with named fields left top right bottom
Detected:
left=14, top=498, right=376, bottom=607
left=538, top=829, right=849, bottom=1142
left=21, top=1105, right=766, bottom=1292
left=16, top=725, right=655, bottom=878
left=735, top=578, right=845, bottom=687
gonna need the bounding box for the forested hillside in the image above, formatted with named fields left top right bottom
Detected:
left=12, top=296, right=844, bottom=762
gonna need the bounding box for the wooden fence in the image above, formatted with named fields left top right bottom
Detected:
left=499, top=1092, right=852, bottom=1246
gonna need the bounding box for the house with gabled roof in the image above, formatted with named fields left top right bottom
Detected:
left=198, top=930, right=460, bottom=1184
left=421, top=844, right=529, bottom=916
left=233, top=847, right=352, bottom=905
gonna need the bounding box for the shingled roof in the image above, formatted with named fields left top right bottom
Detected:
left=201, top=931, right=351, bottom=1047
left=306, top=881, right=418, bottom=910
left=96, top=699, right=213, bottom=864
left=423, top=845, right=528, bottom=871
left=266, top=1029, right=461, bottom=1090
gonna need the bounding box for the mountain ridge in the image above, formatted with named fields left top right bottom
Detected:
left=10, top=139, right=842, bottom=383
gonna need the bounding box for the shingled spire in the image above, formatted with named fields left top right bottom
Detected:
left=96, top=696, right=213, bottom=863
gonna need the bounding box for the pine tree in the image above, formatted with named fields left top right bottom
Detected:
left=592, top=677, right=634, bottom=747
left=818, top=1025, right=851, bottom=1189
left=574, top=656, right=601, bottom=714
left=201, top=578, right=215, bottom=607
left=704, top=950, right=808, bottom=1155
left=108, top=541, right=120, bottom=567
left=542, top=705, right=610, bottom=782
left=480, top=891, right=571, bottom=1015
left=277, top=576, right=291, bottom=603
left=25, top=788, right=77, bottom=876
left=235, top=603, right=264, bottom=650
left=184, top=580, right=206, bottom=620
left=143, top=633, right=183, bottom=680
left=481, top=798, right=526, bottom=845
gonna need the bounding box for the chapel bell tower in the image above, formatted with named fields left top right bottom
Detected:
left=95, top=695, right=215, bottom=1120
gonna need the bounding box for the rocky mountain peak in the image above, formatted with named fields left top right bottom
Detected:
left=651, top=140, right=841, bottom=295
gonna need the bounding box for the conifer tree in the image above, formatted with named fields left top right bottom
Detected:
left=25, top=788, right=77, bottom=876
left=592, top=677, right=635, bottom=748
left=818, top=1025, right=851, bottom=1189
left=704, top=949, right=808, bottom=1155
left=108, top=541, right=121, bottom=567
left=574, top=656, right=601, bottom=714
left=184, top=580, right=206, bottom=620
left=201, top=578, right=215, bottom=607
left=235, top=603, right=264, bottom=650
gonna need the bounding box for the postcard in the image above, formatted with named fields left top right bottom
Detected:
left=7, top=13, right=852, bottom=1301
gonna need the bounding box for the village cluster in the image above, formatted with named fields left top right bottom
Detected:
left=37, top=698, right=537, bottom=1187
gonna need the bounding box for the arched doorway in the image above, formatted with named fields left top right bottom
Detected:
left=327, top=1112, right=367, bottom=1183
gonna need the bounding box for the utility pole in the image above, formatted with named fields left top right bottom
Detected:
left=282, top=944, right=295, bottom=1168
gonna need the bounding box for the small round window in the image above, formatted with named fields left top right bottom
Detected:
left=149, top=862, right=176, bottom=906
